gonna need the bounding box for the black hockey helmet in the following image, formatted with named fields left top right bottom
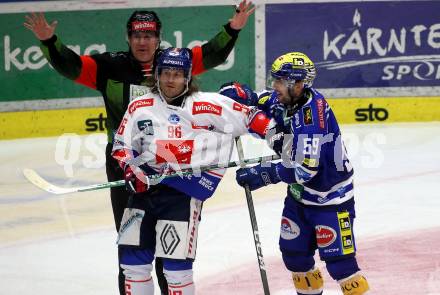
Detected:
left=126, top=11, right=161, bottom=37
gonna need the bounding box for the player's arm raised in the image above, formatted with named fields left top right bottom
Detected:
left=191, top=0, right=255, bottom=75
left=24, top=12, right=98, bottom=89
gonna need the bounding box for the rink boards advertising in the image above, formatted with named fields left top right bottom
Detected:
left=0, top=5, right=255, bottom=139
left=0, top=1, right=439, bottom=139
left=266, top=1, right=440, bottom=124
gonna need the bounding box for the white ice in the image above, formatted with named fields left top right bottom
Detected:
left=1, top=122, right=440, bottom=294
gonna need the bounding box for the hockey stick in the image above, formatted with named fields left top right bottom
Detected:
left=235, top=137, right=271, bottom=295
left=23, top=153, right=279, bottom=195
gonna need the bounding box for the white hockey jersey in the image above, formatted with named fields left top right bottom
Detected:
left=112, top=91, right=261, bottom=200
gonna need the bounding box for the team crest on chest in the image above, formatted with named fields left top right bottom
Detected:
left=168, top=114, right=180, bottom=124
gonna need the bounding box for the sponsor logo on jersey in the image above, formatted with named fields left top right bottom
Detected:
left=232, top=102, right=249, bottom=114
left=132, top=21, right=156, bottom=31
left=198, top=176, right=215, bottom=191
left=129, top=98, right=154, bottom=114
left=137, top=119, right=154, bottom=135
left=156, top=139, right=194, bottom=164
left=280, top=217, right=300, bottom=240
left=192, top=101, right=222, bottom=116
left=316, top=225, right=337, bottom=248
left=302, top=106, right=313, bottom=125
left=168, top=114, right=180, bottom=124
left=191, top=122, right=214, bottom=130
left=316, top=99, right=325, bottom=129
left=233, top=82, right=247, bottom=98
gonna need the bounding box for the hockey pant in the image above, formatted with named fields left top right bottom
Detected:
left=279, top=196, right=364, bottom=294
left=106, top=143, right=168, bottom=295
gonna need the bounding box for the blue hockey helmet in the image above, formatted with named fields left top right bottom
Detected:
left=155, top=47, right=192, bottom=81
left=155, top=47, right=193, bottom=100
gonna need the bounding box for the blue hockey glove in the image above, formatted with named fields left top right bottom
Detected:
left=219, top=81, right=258, bottom=106
left=235, top=164, right=281, bottom=191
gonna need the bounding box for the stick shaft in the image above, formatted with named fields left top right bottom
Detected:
left=24, top=153, right=279, bottom=195
left=235, top=138, right=271, bottom=295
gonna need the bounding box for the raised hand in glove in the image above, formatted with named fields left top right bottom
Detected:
left=124, top=164, right=150, bottom=194
left=218, top=81, right=258, bottom=106
left=235, top=163, right=281, bottom=191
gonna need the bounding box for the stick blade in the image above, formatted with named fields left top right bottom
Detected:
left=23, top=168, right=75, bottom=195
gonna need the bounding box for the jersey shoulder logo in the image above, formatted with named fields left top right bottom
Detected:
left=316, top=99, right=325, bottom=129
left=129, top=98, right=154, bottom=114
left=302, top=105, right=313, bottom=126
left=137, top=119, right=154, bottom=135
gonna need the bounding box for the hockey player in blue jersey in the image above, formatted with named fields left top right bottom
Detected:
left=227, top=52, right=370, bottom=295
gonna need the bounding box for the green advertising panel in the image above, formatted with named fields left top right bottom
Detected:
left=0, top=6, right=254, bottom=102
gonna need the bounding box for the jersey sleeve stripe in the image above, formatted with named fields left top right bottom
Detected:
left=191, top=46, right=206, bottom=76
left=75, top=55, right=98, bottom=89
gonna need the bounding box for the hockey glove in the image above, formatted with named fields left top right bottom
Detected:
left=218, top=81, right=258, bottom=106
left=236, top=163, right=281, bottom=191
left=269, top=103, right=286, bottom=127
left=124, top=164, right=150, bottom=194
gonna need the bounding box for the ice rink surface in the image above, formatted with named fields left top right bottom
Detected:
left=1, top=122, right=440, bottom=294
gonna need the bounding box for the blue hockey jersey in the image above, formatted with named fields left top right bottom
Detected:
left=259, top=88, right=354, bottom=206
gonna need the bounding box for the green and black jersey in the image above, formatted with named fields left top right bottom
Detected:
left=40, top=23, right=240, bottom=143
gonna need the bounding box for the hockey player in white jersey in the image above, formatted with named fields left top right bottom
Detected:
left=111, top=47, right=275, bottom=295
